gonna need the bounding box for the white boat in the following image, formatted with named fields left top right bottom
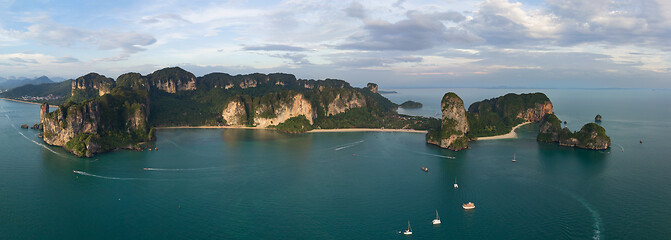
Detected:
left=403, top=221, right=413, bottom=235
left=432, top=210, right=441, bottom=225
left=512, top=153, right=517, bottom=162
left=453, top=177, right=459, bottom=189
left=462, top=202, right=475, bottom=210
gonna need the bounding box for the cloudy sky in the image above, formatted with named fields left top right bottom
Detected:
left=1, top=0, right=670, bottom=88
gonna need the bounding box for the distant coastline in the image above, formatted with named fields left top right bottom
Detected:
left=0, top=97, right=58, bottom=108
left=475, top=122, right=531, bottom=140
left=155, top=125, right=428, bottom=133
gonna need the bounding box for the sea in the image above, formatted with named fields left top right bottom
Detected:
left=1, top=88, right=670, bottom=239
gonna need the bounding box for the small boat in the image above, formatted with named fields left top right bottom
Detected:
left=432, top=210, right=441, bottom=225
left=512, top=153, right=517, bottom=162
left=454, top=177, right=459, bottom=189
left=403, top=221, right=413, bottom=235
left=421, top=167, right=428, bottom=172
left=462, top=202, right=475, bottom=210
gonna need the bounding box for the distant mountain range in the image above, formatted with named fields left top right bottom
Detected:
left=0, top=76, right=67, bottom=90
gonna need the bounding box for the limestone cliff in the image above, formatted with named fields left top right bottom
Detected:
left=41, top=101, right=101, bottom=156
left=366, top=83, right=378, bottom=94
left=516, top=101, right=553, bottom=122
left=71, top=73, right=115, bottom=99
left=537, top=114, right=610, bottom=150
left=326, top=91, right=366, bottom=116
left=254, top=93, right=316, bottom=128
left=426, top=92, right=469, bottom=150
left=221, top=99, right=248, bottom=126
left=41, top=87, right=152, bottom=157
left=148, top=67, right=197, bottom=93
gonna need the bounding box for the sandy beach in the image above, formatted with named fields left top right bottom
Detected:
left=475, top=122, right=531, bottom=140
left=155, top=125, right=428, bottom=133
left=154, top=126, right=261, bottom=130
left=307, top=128, right=427, bottom=133
left=0, top=97, right=59, bottom=108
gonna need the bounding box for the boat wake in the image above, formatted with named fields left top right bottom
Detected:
left=564, top=190, right=603, bottom=240
left=411, top=151, right=456, bottom=159
left=17, top=129, right=64, bottom=156
left=613, top=143, right=624, bottom=152
left=334, top=140, right=364, bottom=151
left=73, top=170, right=141, bottom=180
left=143, top=167, right=217, bottom=171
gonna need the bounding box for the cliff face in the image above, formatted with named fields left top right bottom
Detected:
left=71, top=73, right=115, bottom=98
left=41, top=101, right=101, bottom=152
left=41, top=87, right=152, bottom=157
left=326, top=91, right=366, bottom=116
left=148, top=67, right=197, bottom=93
left=426, top=92, right=469, bottom=150
left=254, top=93, right=316, bottom=128
left=221, top=99, right=248, bottom=126
left=366, top=83, right=378, bottom=94
left=537, top=114, right=610, bottom=150
left=517, top=101, right=553, bottom=122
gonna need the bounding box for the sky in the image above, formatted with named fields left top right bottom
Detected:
left=0, top=0, right=670, bottom=88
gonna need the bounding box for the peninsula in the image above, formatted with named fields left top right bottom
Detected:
left=28, top=67, right=438, bottom=157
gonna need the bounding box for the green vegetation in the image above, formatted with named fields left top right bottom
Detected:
left=537, top=113, right=561, bottom=142
left=271, top=115, right=313, bottom=133
left=65, top=133, right=97, bottom=157
left=574, top=123, right=610, bottom=146
left=466, top=92, right=549, bottom=138
left=399, top=100, right=423, bottom=109
left=70, top=73, right=115, bottom=102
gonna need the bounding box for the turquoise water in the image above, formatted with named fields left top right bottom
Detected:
left=1, top=89, right=670, bottom=239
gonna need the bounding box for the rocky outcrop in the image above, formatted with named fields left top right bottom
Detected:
left=595, top=114, right=602, bottom=122
left=254, top=93, right=316, bottom=128
left=221, top=99, right=248, bottom=126
left=71, top=73, right=115, bottom=98
left=42, top=101, right=101, bottom=147
left=326, top=91, right=366, bottom=116
left=366, top=83, right=378, bottom=94
left=148, top=67, right=197, bottom=93
left=538, top=114, right=610, bottom=150
left=516, top=101, right=553, bottom=122
left=427, top=92, right=469, bottom=150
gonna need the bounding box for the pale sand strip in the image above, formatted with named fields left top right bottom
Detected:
left=475, top=122, right=531, bottom=140
left=0, top=97, right=58, bottom=108
left=154, top=126, right=261, bottom=130
left=155, top=125, right=427, bottom=133
left=307, top=128, right=427, bottom=133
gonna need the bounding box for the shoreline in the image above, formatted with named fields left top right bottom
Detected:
left=0, top=97, right=58, bottom=108
left=155, top=125, right=427, bottom=133
left=475, top=122, right=532, bottom=140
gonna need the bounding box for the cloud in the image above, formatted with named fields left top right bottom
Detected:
left=140, top=13, right=191, bottom=25
left=339, top=10, right=477, bottom=51
left=269, top=53, right=311, bottom=64
left=13, top=15, right=156, bottom=60
left=345, top=2, right=366, bottom=19
left=331, top=55, right=423, bottom=68
left=242, top=44, right=308, bottom=52
left=52, top=56, right=79, bottom=63
left=9, top=57, right=37, bottom=64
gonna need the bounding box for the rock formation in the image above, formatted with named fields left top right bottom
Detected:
left=366, top=83, right=378, bottom=94
left=537, top=114, right=610, bottom=150
left=426, top=92, right=469, bottom=150
left=254, top=93, right=316, bottom=128
left=595, top=114, right=602, bottom=122
left=148, top=67, right=197, bottom=93
left=71, top=73, right=115, bottom=98
left=221, top=98, right=248, bottom=126
left=326, top=91, right=366, bottom=116
left=42, top=101, right=101, bottom=148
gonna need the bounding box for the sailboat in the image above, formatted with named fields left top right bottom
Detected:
left=432, top=210, right=441, bottom=225
left=453, top=177, right=459, bottom=189
left=512, top=153, right=517, bottom=162
left=403, top=221, right=413, bottom=235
